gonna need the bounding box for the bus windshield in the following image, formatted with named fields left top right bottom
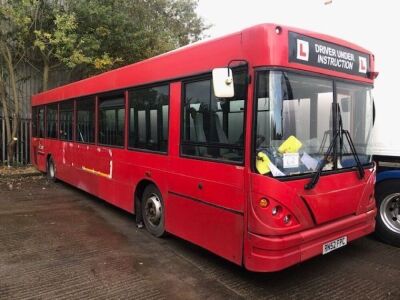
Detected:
left=255, top=70, right=373, bottom=177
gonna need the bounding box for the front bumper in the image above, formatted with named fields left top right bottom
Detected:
left=244, top=208, right=376, bottom=272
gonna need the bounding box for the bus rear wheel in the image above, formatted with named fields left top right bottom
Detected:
left=47, top=156, right=57, bottom=182
left=375, top=180, right=400, bottom=247
left=141, top=184, right=165, bottom=237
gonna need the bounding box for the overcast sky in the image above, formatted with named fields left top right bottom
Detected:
left=197, top=0, right=399, bottom=152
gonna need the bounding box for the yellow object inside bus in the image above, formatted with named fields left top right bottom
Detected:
left=278, top=135, right=302, bottom=154
left=256, top=152, right=271, bottom=174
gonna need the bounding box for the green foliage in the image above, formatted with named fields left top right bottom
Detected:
left=34, top=12, right=90, bottom=66
left=0, top=0, right=33, bottom=61
left=66, top=0, right=209, bottom=75
left=1, top=0, right=209, bottom=87
left=0, top=0, right=207, bottom=163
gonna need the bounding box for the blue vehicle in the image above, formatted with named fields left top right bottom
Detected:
left=374, top=157, right=400, bottom=246
left=372, top=94, right=400, bottom=246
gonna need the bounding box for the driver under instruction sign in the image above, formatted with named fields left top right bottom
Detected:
left=289, top=32, right=370, bottom=78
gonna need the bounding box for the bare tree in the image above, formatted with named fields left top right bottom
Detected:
left=0, top=0, right=29, bottom=165
left=0, top=43, right=20, bottom=166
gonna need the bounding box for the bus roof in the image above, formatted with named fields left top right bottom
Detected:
left=32, top=23, right=375, bottom=105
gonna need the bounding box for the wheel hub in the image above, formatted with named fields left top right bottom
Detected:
left=50, top=163, right=54, bottom=177
left=144, top=194, right=162, bottom=227
left=380, top=193, right=400, bottom=234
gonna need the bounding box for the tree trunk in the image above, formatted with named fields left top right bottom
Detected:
left=0, top=79, right=13, bottom=166
left=1, top=43, right=20, bottom=166
left=43, top=60, right=49, bottom=92
left=6, top=140, right=16, bottom=167
left=0, top=79, right=16, bottom=167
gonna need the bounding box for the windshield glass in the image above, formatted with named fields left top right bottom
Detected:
left=255, top=70, right=373, bottom=177
left=336, top=82, right=373, bottom=168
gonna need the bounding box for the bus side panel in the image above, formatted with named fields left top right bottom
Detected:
left=53, top=140, right=72, bottom=175
left=46, top=137, right=171, bottom=214
left=46, top=142, right=123, bottom=211
left=166, top=158, right=245, bottom=265
left=166, top=192, right=244, bottom=265
left=69, top=147, right=133, bottom=212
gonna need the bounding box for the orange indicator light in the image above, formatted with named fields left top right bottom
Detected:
left=259, top=198, right=269, bottom=208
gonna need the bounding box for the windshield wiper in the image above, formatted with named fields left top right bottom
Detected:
left=305, top=104, right=364, bottom=190
left=305, top=130, right=339, bottom=190
left=337, top=104, right=365, bottom=180
left=341, top=130, right=365, bottom=179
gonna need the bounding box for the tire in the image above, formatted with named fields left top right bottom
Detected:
left=47, top=156, right=57, bottom=182
left=375, top=180, right=400, bottom=247
left=141, top=184, right=165, bottom=237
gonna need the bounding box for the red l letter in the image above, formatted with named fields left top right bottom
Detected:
left=360, top=59, right=366, bottom=70
left=299, top=43, right=307, bottom=57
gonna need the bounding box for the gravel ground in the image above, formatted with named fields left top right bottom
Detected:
left=0, top=165, right=39, bottom=177
left=0, top=175, right=399, bottom=299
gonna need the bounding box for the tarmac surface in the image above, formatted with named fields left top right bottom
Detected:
left=0, top=175, right=399, bottom=299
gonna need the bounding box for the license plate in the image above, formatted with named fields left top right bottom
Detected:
left=322, top=236, right=347, bottom=255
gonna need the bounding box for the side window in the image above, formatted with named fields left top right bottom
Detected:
left=46, top=104, right=58, bottom=139
left=129, top=85, right=169, bottom=152
left=32, top=107, right=38, bottom=137
left=181, top=71, right=246, bottom=162
left=98, top=94, right=125, bottom=147
left=38, top=107, right=45, bottom=138
left=76, top=98, right=95, bottom=143
left=59, top=101, right=74, bottom=141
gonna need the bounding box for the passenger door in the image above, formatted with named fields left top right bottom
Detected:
left=58, top=101, right=75, bottom=177
left=166, top=71, right=247, bottom=265
left=31, top=106, right=46, bottom=172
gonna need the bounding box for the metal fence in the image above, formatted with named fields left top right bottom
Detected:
left=0, top=62, right=71, bottom=165
left=0, top=117, right=31, bottom=165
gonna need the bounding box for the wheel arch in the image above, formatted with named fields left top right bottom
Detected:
left=46, top=153, right=52, bottom=164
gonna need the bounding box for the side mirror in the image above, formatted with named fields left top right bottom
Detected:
left=212, top=68, right=234, bottom=98
left=373, top=99, right=376, bottom=126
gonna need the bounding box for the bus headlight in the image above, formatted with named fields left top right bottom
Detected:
left=283, top=215, right=291, bottom=224
left=272, top=206, right=281, bottom=216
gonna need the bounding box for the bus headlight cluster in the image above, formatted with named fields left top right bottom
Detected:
left=258, top=197, right=297, bottom=227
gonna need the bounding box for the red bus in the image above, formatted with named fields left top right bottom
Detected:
left=31, top=24, right=377, bottom=272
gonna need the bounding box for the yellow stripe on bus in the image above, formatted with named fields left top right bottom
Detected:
left=82, top=166, right=111, bottom=178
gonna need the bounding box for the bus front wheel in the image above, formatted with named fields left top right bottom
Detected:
left=141, top=184, right=165, bottom=237
left=375, top=180, right=400, bottom=247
